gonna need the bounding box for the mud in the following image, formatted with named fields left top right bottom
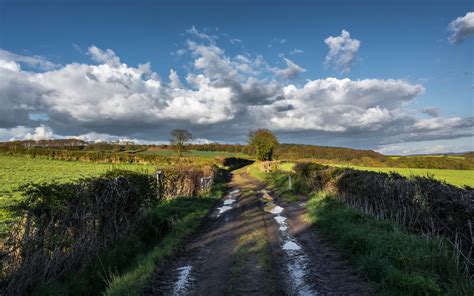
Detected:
left=146, top=169, right=372, bottom=296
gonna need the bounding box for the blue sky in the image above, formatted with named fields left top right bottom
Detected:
left=0, top=0, right=472, bottom=154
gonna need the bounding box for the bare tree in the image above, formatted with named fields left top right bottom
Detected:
left=170, top=129, right=193, bottom=157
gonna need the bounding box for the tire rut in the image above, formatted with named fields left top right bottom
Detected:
left=146, top=169, right=372, bottom=296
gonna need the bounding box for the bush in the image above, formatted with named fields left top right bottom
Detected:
left=291, top=163, right=474, bottom=271
left=1, top=165, right=217, bottom=295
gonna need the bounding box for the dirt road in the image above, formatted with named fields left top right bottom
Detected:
left=146, top=169, right=371, bottom=295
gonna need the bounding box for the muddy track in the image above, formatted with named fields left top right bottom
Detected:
left=146, top=169, right=372, bottom=296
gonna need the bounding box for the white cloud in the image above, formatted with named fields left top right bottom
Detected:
left=186, top=25, right=216, bottom=44
left=0, top=125, right=55, bottom=141
left=448, top=11, right=474, bottom=44
left=88, top=45, right=121, bottom=67
left=250, top=78, right=425, bottom=132
left=324, top=30, right=360, bottom=73
left=289, top=48, right=304, bottom=55
left=272, top=58, right=306, bottom=79
left=376, top=136, right=474, bottom=155
left=0, top=29, right=471, bottom=149
left=169, top=69, right=183, bottom=89
left=0, top=49, right=58, bottom=70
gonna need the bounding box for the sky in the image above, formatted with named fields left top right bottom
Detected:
left=0, top=0, right=472, bottom=155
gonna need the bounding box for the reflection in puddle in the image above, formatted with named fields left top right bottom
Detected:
left=217, top=205, right=233, bottom=216
left=260, top=190, right=317, bottom=296
left=173, top=265, right=192, bottom=295
left=223, top=199, right=236, bottom=206
left=283, top=240, right=302, bottom=251
left=216, top=189, right=240, bottom=217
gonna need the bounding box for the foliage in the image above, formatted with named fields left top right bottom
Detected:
left=248, top=129, right=278, bottom=161
left=138, top=149, right=249, bottom=159
left=170, top=129, right=193, bottom=157
left=1, top=165, right=218, bottom=295
left=307, top=192, right=473, bottom=296
left=290, top=163, right=474, bottom=271
left=1, top=171, right=158, bottom=295
left=36, top=196, right=218, bottom=296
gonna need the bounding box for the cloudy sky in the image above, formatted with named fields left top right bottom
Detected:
left=0, top=0, right=472, bottom=155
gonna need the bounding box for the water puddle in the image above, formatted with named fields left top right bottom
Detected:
left=216, top=188, right=240, bottom=217
left=223, top=199, right=236, bottom=206
left=169, top=188, right=241, bottom=293
left=260, top=189, right=317, bottom=296
left=172, top=265, right=192, bottom=295
left=217, top=205, right=233, bottom=216
left=283, top=240, right=301, bottom=251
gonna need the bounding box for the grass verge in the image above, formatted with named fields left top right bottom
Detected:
left=307, top=192, right=473, bottom=296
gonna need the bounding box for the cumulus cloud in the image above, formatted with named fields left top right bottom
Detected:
left=324, top=30, right=360, bottom=73
left=0, top=49, right=59, bottom=70
left=88, top=45, right=121, bottom=67
left=0, top=26, right=471, bottom=151
left=448, top=12, right=474, bottom=44
left=250, top=78, right=425, bottom=132
left=169, top=69, right=183, bottom=89
left=272, top=58, right=306, bottom=79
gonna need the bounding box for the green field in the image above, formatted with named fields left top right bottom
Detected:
left=138, top=149, right=249, bottom=158
left=0, top=155, right=157, bottom=234
left=277, top=162, right=474, bottom=187
left=341, top=165, right=474, bottom=188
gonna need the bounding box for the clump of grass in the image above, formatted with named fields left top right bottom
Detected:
left=307, top=192, right=473, bottom=296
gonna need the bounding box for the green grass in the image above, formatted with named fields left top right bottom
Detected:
left=275, top=161, right=473, bottom=187
left=138, top=149, right=249, bottom=159
left=277, top=162, right=295, bottom=172
left=0, top=154, right=156, bottom=235
left=333, top=164, right=474, bottom=188
left=307, top=192, right=473, bottom=296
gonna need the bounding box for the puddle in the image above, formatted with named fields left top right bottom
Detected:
left=172, top=265, right=192, bottom=295
left=260, top=190, right=317, bottom=296
left=217, top=205, right=233, bottom=216
left=264, top=204, right=284, bottom=214
left=223, top=199, right=236, bottom=206
left=216, top=188, right=240, bottom=217
left=229, top=189, right=240, bottom=194
left=283, top=240, right=302, bottom=251
left=274, top=216, right=288, bottom=231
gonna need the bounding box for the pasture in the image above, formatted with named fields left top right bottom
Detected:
left=276, top=162, right=474, bottom=187
left=0, top=154, right=157, bottom=235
